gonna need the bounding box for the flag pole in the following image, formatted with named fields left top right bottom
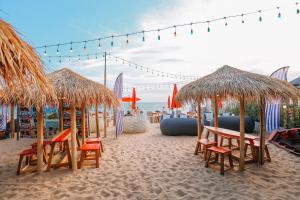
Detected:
left=103, top=52, right=107, bottom=138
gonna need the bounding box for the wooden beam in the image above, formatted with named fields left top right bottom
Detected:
left=95, top=103, right=100, bottom=137
left=58, top=98, right=63, bottom=131
left=81, top=104, right=86, bottom=144
left=197, top=102, right=202, bottom=140
left=214, top=96, right=219, bottom=142
left=103, top=52, right=107, bottom=137
left=36, top=107, right=44, bottom=172
left=239, top=96, right=245, bottom=170
left=259, top=97, right=266, bottom=165
left=70, top=104, right=77, bottom=171
left=10, top=102, right=15, bottom=138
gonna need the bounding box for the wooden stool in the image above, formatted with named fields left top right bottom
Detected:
left=17, top=148, right=37, bottom=175
left=245, top=140, right=271, bottom=162
left=195, top=139, right=217, bottom=160
left=86, top=138, right=104, bottom=152
left=205, top=146, right=233, bottom=175
left=79, top=143, right=101, bottom=169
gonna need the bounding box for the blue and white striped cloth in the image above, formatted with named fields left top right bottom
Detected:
left=265, top=67, right=289, bottom=132
left=0, top=104, right=7, bottom=131
left=114, top=73, right=124, bottom=137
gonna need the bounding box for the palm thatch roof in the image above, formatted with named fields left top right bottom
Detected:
left=0, top=19, right=49, bottom=92
left=48, top=68, right=120, bottom=108
left=177, top=65, right=300, bottom=104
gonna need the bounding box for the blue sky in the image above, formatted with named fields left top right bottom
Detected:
left=1, top=0, right=300, bottom=102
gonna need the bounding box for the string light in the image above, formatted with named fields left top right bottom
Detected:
left=207, top=21, right=210, bottom=32
left=142, top=31, right=145, bottom=42
left=78, top=55, right=81, bottom=60
left=241, top=14, right=245, bottom=23
left=43, top=46, right=47, bottom=56
left=59, top=56, right=62, bottom=63
left=48, top=57, right=51, bottom=63
left=70, top=42, right=73, bottom=53
left=111, top=36, right=114, bottom=46
left=56, top=45, right=60, bottom=55
left=173, top=25, right=177, bottom=37
left=190, top=23, right=194, bottom=34
left=83, top=41, right=87, bottom=50
left=157, top=29, right=161, bottom=40
left=277, top=7, right=281, bottom=18
left=224, top=17, right=228, bottom=26
left=126, top=34, right=129, bottom=44
left=34, top=3, right=296, bottom=51
left=98, top=38, right=101, bottom=49
left=258, top=10, right=262, bottom=22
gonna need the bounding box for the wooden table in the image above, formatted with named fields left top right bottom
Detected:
left=204, top=126, right=260, bottom=161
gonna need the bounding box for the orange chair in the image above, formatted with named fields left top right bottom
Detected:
left=17, top=148, right=37, bottom=175
left=86, top=138, right=104, bottom=152
left=79, top=143, right=101, bottom=168
left=205, top=146, right=233, bottom=175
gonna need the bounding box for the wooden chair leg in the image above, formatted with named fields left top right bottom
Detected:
left=250, top=144, right=256, bottom=161
left=205, top=151, right=211, bottom=168
left=203, top=147, right=207, bottom=161
left=95, top=150, right=100, bottom=168
left=244, top=143, right=248, bottom=157
left=47, top=143, right=55, bottom=171
left=79, top=151, right=85, bottom=169
left=228, top=154, right=234, bottom=168
left=214, top=153, right=219, bottom=163
left=194, top=142, right=200, bottom=155
left=65, top=141, right=72, bottom=169
left=220, top=154, right=225, bottom=175
left=220, top=137, right=224, bottom=147
left=100, top=141, right=104, bottom=152
left=17, top=155, right=23, bottom=175
left=265, top=146, right=271, bottom=162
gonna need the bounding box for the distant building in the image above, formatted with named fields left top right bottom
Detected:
left=290, top=77, right=300, bottom=88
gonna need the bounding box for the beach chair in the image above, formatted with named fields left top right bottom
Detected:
left=86, top=137, right=104, bottom=152
left=79, top=143, right=101, bottom=168
left=16, top=148, right=37, bottom=175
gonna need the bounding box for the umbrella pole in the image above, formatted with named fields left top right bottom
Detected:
left=81, top=104, right=86, bottom=144
left=197, top=102, right=202, bottom=140
left=36, top=107, right=44, bottom=172
left=59, top=98, right=63, bottom=132
left=95, top=103, right=100, bottom=137
left=10, top=102, right=15, bottom=138
left=103, top=51, right=107, bottom=137
left=70, top=104, right=77, bottom=171
left=239, top=96, right=245, bottom=170
left=259, top=97, right=266, bottom=165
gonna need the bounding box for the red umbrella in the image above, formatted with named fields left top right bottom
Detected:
left=122, top=97, right=141, bottom=102
left=132, top=87, right=137, bottom=110
left=167, top=96, right=170, bottom=109
left=171, top=84, right=181, bottom=109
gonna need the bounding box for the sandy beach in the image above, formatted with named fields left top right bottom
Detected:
left=0, top=124, right=299, bottom=200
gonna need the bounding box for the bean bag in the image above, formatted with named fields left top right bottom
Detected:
left=211, top=116, right=255, bottom=133
left=160, top=118, right=202, bottom=136
left=123, top=115, right=148, bottom=133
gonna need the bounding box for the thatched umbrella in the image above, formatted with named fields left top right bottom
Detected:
left=48, top=68, right=119, bottom=171
left=0, top=19, right=49, bottom=92
left=177, top=65, right=300, bottom=170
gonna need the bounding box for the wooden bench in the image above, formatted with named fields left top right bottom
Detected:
left=205, top=146, right=233, bottom=175
left=245, top=140, right=271, bottom=162
left=17, top=148, right=37, bottom=175
left=86, top=138, right=104, bottom=152
left=195, top=129, right=217, bottom=159
left=79, top=143, right=101, bottom=168
left=46, top=128, right=72, bottom=171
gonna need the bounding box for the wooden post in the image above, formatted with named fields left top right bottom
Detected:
left=10, top=102, right=15, bottom=138
left=95, top=103, right=100, bottom=137
left=103, top=51, right=107, bottom=137
left=36, top=107, right=44, bottom=172
left=59, top=98, right=63, bottom=131
left=239, top=96, right=245, bottom=170
left=259, top=97, right=266, bottom=165
left=81, top=104, right=86, bottom=144
left=213, top=96, right=219, bottom=143
left=70, top=104, right=77, bottom=171
left=197, top=102, right=202, bottom=140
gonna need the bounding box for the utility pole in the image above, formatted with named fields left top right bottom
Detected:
left=103, top=52, right=107, bottom=137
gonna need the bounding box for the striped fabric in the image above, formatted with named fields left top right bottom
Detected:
left=114, top=73, right=124, bottom=137
left=265, top=67, right=289, bottom=132
left=0, top=104, right=7, bottom=131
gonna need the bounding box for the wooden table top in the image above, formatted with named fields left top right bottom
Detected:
left=204, top=126, right=259, bottom=140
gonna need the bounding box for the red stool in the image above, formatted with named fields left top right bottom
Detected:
left=17, top=148, right=37, bottom=175
left=86, top=138, right=104, bottom=152
left=79, top=143, right=101, bottom=169
left=205, top=146, right=233, bottom=175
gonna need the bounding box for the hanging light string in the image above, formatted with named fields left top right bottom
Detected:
left=123, top=81, right=188, bottom=92
left=46, top=52, right=199, bottom=80
left=36, top=2, right=298, bottom=52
